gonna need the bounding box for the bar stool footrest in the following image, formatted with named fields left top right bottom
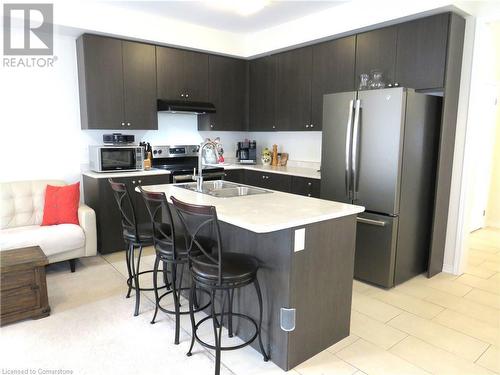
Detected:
left=193, top=312, right=258, bottom=351
left=127, top=269, right=169, bottom=292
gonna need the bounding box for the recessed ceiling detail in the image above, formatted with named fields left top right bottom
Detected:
left=110, top=1, right=349, bottom=33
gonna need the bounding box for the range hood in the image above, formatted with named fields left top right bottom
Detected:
left=157, top=99, right=216, bottom=114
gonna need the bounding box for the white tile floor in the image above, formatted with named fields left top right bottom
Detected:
left=1, top=227, right=499, bottom=375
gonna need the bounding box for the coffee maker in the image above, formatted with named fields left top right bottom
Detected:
left=236, top=140, right=257, bottom=164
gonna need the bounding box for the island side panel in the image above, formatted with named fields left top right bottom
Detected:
left=218, top=221, right=294, bottom=371
left=287, top=215, right=357, bottom=370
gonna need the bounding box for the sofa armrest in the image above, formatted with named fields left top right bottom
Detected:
left=78, top=204, right=97, bottom=257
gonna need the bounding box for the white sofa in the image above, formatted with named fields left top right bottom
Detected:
left=0, top=180, right=97, bottom=270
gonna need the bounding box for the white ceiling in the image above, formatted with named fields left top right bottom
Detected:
left=110, top=1, right=349, bottom=33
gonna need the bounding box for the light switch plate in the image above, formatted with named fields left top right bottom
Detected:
left=294, top=228, right=305, bottom=252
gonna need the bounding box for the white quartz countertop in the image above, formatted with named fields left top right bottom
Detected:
left=82, top=169, right=170, bottom=179
left=215, top=163, right=321, bottom=179
left=139, top=183, right=364, bottom=233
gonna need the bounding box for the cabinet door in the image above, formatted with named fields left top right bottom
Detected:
left=205, top=55, right=248, bottom=131
left=355, top=26, right=397, bottom=87
left=266, top=173, right=292, bottom=192
left=122, top=41, right=158, bottom=130
left=395, top=14, right=449, bottom=90
left=156, top=46, right=185, bottom=100
left=249, top=56, right=277, bottom=131
left=291, top=176, right=320, bottom=198
left=245, top=171, right=291, bottom=192
left=245, top=170, right=267, bottom=188
left=276, top=47, right=313, bottom=131
left=77, top=34, right=124, bottom=129
left=224, top=169, right=244, bottom=183
left=312, top=36, right=356, bottom=129
left=183, top=50, right=209, bottom=102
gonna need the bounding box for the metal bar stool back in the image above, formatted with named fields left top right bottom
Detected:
left=140, top=188, right=210, bottom=344
left=109, top=179, right=165, bottom=317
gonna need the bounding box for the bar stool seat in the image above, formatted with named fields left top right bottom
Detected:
left=192, top=252, right=259, bottom=285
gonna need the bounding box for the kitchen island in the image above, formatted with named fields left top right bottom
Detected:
left=140, top=182, right=364, bottom=371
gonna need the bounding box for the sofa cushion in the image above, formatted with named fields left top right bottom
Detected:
left=0, top=180, right=66, bottom=229
left=0, top=224, right=85, bottom=256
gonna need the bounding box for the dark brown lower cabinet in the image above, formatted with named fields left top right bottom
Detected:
left=83, top=174, right=171, bottom=254
left=245, top=170, right=292, bottom=192
left=223, top=169, right=245, bottom=183
left=291, top=176, right=320, bottom=198
left=232, top=169, right=321, bottom=197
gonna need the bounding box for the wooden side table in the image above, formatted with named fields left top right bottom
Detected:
left=1, top=246, right=50, bottom=326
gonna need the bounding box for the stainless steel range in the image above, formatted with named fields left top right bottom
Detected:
left=151, top=145, right=225, bottom=183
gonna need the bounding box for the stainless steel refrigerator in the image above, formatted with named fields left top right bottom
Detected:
left=321, top=87, right=442, bottom=288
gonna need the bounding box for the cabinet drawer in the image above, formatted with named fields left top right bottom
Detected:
left=245, top=170, right=291, bottom=192
left=1, top=285, right=39, bottom=315
left=291, top=176, right=320, bottom=198
left=1, top=269, right=35, bottom=291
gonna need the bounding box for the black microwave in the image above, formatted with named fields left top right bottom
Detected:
left=89, top=145, right=144, bottom=172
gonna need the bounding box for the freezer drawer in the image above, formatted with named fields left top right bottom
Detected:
left=354, top=213, right=398, bottom=288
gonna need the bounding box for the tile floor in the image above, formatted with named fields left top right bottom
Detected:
left=1, top=227, right=499, bottom=375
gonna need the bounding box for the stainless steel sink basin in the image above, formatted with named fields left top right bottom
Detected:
left=176, top=181, right=271, bottom=198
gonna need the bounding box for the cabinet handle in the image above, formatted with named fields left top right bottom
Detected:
left=185, top=93, right=189, bottom=98
left=132, top=180, right=136, bottom=184
left=121, top=122, right=125, bottom=126
left=126, top=122, right=131, bottom=127
left=272, top=125, right=276, bottom=129
left=138, top=179, right=142, bottom=183
left=307, top=182, right=312, bottom=186
left=310, top=124, right=314, bottom=128
left=305, top=124, right=309, bottom=128
left=262, top=175, right=266, bottom=179
left=394, top=82, right=400, bottom=87
left=210, top=124, right=214, bottom=128
left=181, top=93, right=185, bottom=97
left=308, top=193, right=311, bottom=197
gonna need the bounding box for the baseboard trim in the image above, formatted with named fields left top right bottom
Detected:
left=442, top=263, right=456, bottom=275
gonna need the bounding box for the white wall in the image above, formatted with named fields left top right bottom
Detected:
left=0, top=29, right=322, bottom=186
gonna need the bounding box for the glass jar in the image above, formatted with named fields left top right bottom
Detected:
left=368, top=70, right=385, bottom=89
left=359, top=73, right=369, bottom=90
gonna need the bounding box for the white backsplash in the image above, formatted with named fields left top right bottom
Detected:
left=81, top=113, right=322, bottom=171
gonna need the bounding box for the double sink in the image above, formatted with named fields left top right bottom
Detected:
left=177, top=180, right=271, bottom=198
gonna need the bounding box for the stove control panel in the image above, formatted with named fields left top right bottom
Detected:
left=151, top=145, right=199, bottom=158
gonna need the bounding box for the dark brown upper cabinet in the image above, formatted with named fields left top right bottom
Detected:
left=156, top=47, right=209, bottom=102
left=249, top=55, right=277, bottom=131
left=77, top=34, right=157, bottom=130
left=276, top=47, right=313, bottom=131
left=355, top=26, right=397, bottom=88
left=311, top=36, right=356, bottom=129
left=122, top=41, right=157, bottom=129
left=395, top=13, right=449, bottom=90
left=198, top=55, right=248, bottom=131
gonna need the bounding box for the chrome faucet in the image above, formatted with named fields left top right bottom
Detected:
left=193, top=139, right=217, bottom=192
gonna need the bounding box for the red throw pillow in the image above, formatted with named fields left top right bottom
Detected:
left=41, top=182, right=80, bottom=226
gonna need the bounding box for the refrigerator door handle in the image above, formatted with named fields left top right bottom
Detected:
left=352, top=99, right=361, bottom=200
left=357, top=217, right=387, bottom=227
left=345, top=99, right=355, bottom=198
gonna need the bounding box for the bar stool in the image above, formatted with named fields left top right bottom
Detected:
left=139, top=188, right=210, bottom=344
left=108, top=179, right=167, bottom=316
left=171, top=196, right=269, bottom=375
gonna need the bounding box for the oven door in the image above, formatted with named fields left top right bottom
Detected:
left=100, top=148, right=140, bottom=171
left=172, top=171, right=225, bottom=183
